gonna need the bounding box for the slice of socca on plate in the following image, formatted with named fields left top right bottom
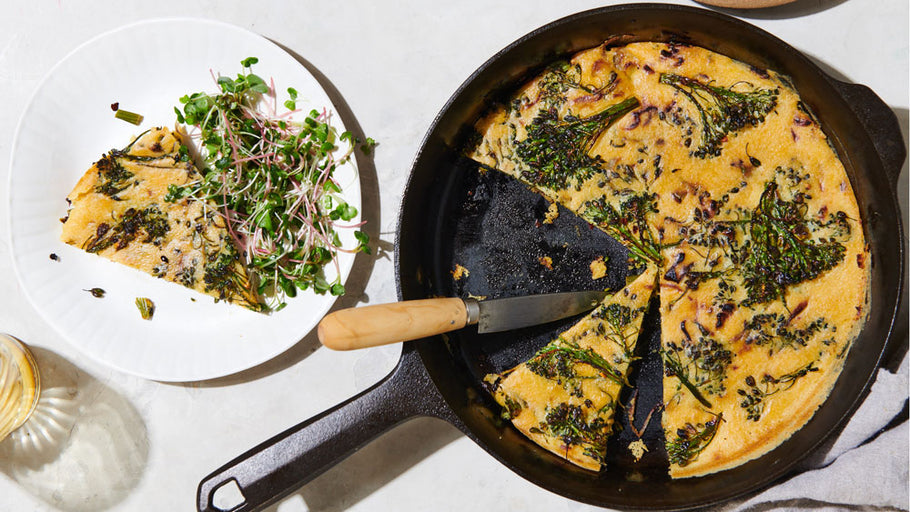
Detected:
left=60, top=127, right=261, bottom=310
left=484, top=266, right=657, bottom=470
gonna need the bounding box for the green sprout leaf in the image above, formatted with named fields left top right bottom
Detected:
left=169, top=57, right=370, bottom=310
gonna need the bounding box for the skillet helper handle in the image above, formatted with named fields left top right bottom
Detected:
left=830, top=80, right=907, bottom=184
left=196, top=354, right=431, bottom=512
left=317, top=298, right=479, bottom=350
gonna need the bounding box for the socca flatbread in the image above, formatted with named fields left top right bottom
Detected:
left=61, top=127, right=261, bottom=310
left=470, top=42, right=868, bottom=477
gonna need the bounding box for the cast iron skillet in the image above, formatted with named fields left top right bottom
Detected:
left=198, top=5, right=906, bottom=511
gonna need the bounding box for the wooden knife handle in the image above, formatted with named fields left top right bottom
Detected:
left=317, top=298, right=474, bottom=350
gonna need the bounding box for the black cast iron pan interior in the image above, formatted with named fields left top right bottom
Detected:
left=197, top=5, right=905, bottom=511
left=395, top=3, right=905, bottom=509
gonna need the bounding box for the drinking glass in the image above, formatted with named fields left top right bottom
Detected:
left=0, top=334, right=40, bottom=442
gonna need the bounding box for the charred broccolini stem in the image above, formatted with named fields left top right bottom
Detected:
left=533, top=61, right=619, bottom=107
left=203, top=249, right=259, bottom=310
left=583, top=192, right=662, bottom=265
left=662, top=321, right=733, bottom=408
left=738, top=361, right=819, bottom=421
left=530, top=402, right=612, bottom=464
left=659, top=73, right=778, bottom=158
left=663, top=352, right=713, bottom=409
left=667, top=413, right=723, bottom=467
left=591, top=303, right=637, bottom=359
left=514, top=97, right=640, bottom=191
left=524, top=338, right=627, bottom=389
left=84, top=206, right=170, bottom=253
left=93, top=155, right=135, bottom=198
left=740, top=181, right=846, bottom=306
left=742, top=312, right=835, bottom=354
left=668, top=176, right=848, bottom=306
left=500, top=395, right=523, bottom=421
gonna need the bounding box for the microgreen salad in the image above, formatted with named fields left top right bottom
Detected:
left=168, top=57, right=371, bottom=311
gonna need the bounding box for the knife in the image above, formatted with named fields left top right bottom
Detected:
left=317, top=290, right=608, bottom=351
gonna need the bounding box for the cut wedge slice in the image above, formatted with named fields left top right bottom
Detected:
left=484, top=266, right=657, bottom=470
left=60, top=128, right=261, bottom=310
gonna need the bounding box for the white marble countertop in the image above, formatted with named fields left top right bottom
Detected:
left=1, top=1, right=907, bottom=511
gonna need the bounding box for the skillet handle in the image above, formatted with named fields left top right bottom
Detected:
left=829, top=80, right=907, bottom=185
left=196, top=348, right=450, bottom=512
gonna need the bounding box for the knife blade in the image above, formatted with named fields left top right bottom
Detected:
left=473, top=290, right=608, bottom=333
left=317, top=290, right=609, bottom=351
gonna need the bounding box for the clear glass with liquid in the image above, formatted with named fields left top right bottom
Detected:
left=0, top=334, right=40, bottom=442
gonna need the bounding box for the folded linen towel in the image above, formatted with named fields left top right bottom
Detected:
left=720, top=351, right=909, bottom=511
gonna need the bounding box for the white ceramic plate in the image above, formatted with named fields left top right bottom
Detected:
left=8, top=19, right=361, bottom=382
